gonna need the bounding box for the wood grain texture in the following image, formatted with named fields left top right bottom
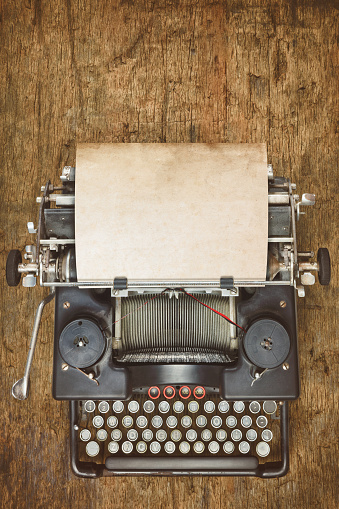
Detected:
left=0, top=1, right=337, bottom=508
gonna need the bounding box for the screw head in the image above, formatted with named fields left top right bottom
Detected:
left=280, top=300, right=287, bottom=308
left=61, top=363, right=69, bottom=371
left=282, top=362, right=289, bottom=371
left=63, top=301, right=70, bottom=309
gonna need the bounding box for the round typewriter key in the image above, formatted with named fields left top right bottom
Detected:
left=111, top=429, right=122, bottom=441
left=179, top=441, right=190, bottom=454
left=256, top=415, right=268, bottom=428
left=84, top=400, right=95, bottom=413
left=98, top=401, right=110, bottom=414
left=127, top=429, right=138, bottom=442
left=128, top=400, right=140, bottom=413
left=204, top=400, right=215, bottom=413
left=246, top=429, right=257, bottom=442
left=156, top=429, right=167, bottom=442
left=226, top=416, right=237, bottom=428
left=173, top=401, right=184, bottom=414
left=263, top=401, right=277, bottom=415
left=241, top=415, right=252, bottom=428
left=142, top=429, right=153, bottom=442
left=256, top=441, right=270, bottom=457
left=136, top=441, right=147, bottom=454
left=80, top=429, right=91, bottom=442
left=223, top=441, right=235, bottom=454
left=249, top=401, right=261, bottom=414
left=148, top=386, right=161, bottom=399
left=107, top=416, right=118, bottom=428
left=136, top=415, right=148, bottom=429
left=193, top=441, right=205, bottom=453
left=193, top=386, right=205, bottom=399
left=164, top=441, right=176, bottom=454
left=122, top=415, right=133, bottom=428
left=239, top=441, right=250, bottom=454
left=143, top=400, right=155, bottom=413
left=166, top=415, right=178, bottom=428
left=186, top=429, right=197, bottom=442
left=211, top=416, right=222, bottom=429
left=113, top=400, right=124, bottom=414
left=86, top=441, right=100, bottom=457
left=179, top=386, right=191, bottom=399
left=216, top=429, right=227, bottom=442
left=218, top=400, right=230, bottom=413
left=163, top=386, right=175, bottom=399
left=261, top=429, right=273, bottom=442
left=181, top=415, right=192, bottom=428
left=151, top=415, right=163, bottom=428
left=208, top=441, right=220, bottom=454
left=171, top=429, right=182, bottom=442
left=122, top=441, right=133, bottom=454
left=93, top=415, right=104, bottom=428
left=97, top=429, right=108, bottom=441
left=201, top=429, right=212, bottom=442
left=196, top=415, right=207, bottom=428
left=231, top=429, right=242, bottom=441
left=108, top=441, right=119, bottom=454
left=150, top=441, right=161, bottom=454
left=188, top=401, right=199, bottom=413
left=233, top=401, right=245, bottom=414
left=159, top=400, right=170, bottom=413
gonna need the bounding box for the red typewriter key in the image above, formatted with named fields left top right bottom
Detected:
left=193, top=386, right=206, bottom=399
left=179, top=386, right=191, bottom=399
left=163, top=386, right=175, bottom=399
left=148, top=386, right=161, bottom=399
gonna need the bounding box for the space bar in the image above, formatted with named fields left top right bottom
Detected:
left=105, top=456, right=259, bottom=471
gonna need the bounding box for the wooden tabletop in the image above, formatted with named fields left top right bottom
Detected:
left=1, top=1, right=337, bottom=508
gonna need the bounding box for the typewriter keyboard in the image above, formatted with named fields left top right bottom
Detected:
left=76, top=386, right=281, bottom=464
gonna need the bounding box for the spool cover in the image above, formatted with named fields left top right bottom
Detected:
left=59, top=318, right=106, bottom=368
left=243, top=319, right=290, bottom=369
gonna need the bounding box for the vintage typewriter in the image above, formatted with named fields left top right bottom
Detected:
left=7, top=144, right=330, bottom=478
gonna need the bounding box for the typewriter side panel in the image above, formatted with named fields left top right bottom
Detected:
left=52, top=287, right=131, bottom=400
left=221, top=285, right=299, bottom=401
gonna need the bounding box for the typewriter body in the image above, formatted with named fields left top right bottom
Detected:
left=7, top=144, right=330, bottom=478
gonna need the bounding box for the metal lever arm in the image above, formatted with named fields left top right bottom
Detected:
left=12, top=291, right=55, bottom=400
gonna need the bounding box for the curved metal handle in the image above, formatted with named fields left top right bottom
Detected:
left=12, top=291, right=55, bottom=400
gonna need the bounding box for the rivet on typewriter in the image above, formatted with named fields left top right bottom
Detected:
left=282, top=363, right=290, bottom=371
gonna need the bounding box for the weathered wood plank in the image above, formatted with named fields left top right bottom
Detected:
left=0, top=1, right=337, bottom=508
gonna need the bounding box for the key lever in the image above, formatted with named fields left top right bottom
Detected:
left=12, top=291, right=55, bottom=400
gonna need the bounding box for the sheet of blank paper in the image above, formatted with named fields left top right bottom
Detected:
left=75, top=143, right=268, bottom=282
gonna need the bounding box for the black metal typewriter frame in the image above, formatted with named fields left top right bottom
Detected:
left=54, top=283, right=297, bottom=478
left=69, top=400, right=289, bottom=478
